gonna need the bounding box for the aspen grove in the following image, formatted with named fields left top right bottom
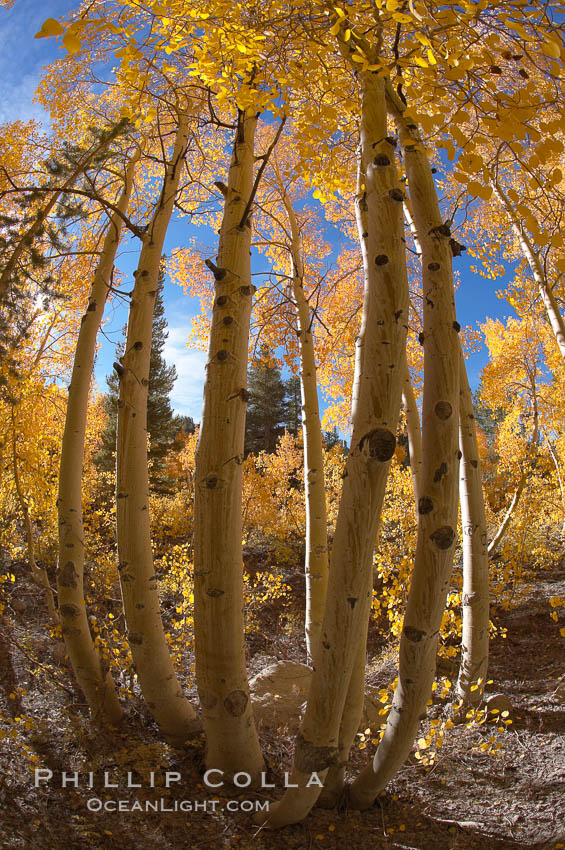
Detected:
left=1, top=0, right=565, bottom=840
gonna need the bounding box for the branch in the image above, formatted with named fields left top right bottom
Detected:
left=239, top=116, right=287, bottom=229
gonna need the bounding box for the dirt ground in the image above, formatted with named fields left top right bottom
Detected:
left=0, top=556, right=564, bottom=850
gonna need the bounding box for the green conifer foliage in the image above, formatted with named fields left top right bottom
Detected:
left=244, top=345, right=287, bottom=455
left=95, top=264, right=185, bottom=493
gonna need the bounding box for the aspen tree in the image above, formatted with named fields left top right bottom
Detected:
left=10, top=408, right=58, bottom=624
left=115, top=110, right=199, bottom=743
left=193, top=111, right=264, bottom=778
left=274, top=164, right=329, bottom=666
left=257, top=66, right=410, bottom=827
left=400, top=210, right=423, bottom=508
left=56, top=150, right=140, bottom=725
left=403, top=356, right=423, bottom=507
left=487, top=391, right=539, bottom=557
left=456, top=353, right=489, bottom=705
left=491, top=180, right=565, bottom=364
left=406, top=193, right=489, bottom=707
left=348, top=81, right=461, bottom=808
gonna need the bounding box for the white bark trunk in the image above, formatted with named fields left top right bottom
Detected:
left=349, top=82, right=461, bottom=808
left=56, top=152, right=139, bottom=725
left=456, top=353, right=489, bottom=705
left=116, top=112, right=199, bottom=743
left=276, top=176, right=329, bottom=667
left=403, top=356, right=423, bottom=507
left=193, top=112, right=264, bottom=778
left=256, top=70, right=409, bottom=827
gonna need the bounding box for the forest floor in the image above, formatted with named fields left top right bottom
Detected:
left=0, top=550, right=564, bottom=850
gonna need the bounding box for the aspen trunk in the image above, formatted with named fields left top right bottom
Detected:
left=276, top=176, right=329, bottom=667
left=116, top=112, right=198, bottom=743
left=11, top=410, right=58, bottom=624
left=193, top=112, right=264, bottom=778
left=456, top=353, right=489, bottom=705
left=545, top=436, right=565, bottom=531
left=492, top=180, right=565, bottom=363
left=487, top=393, right=539, bottom=557
left=56, top=152, right=139, bottom=725
left=403, top=356, right=423, bottom=507
left=256, top=71, right=409, bottom=827
left=349, top=83, right=461, bottom=809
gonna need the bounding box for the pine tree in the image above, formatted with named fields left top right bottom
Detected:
left=95, top=264, right=179, bottom=493
left=244, top=345, right=287, bottom=454
left=284, top=375, right=302, bottom=437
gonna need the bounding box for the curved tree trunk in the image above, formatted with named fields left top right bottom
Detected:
left=56, top=151, right=140, bottom=725
left=403, top=355, right=423, bottom=507
left=276, top=173, right=329, bottom=667
left=256, top=68, right=409, bottom=827
left=349, top=81, right=461, bottom=809
left=491, top=180, right=565, bottom=363
left=116, top=111, right=199, bottom=744
left=456, top=352, right=489, bottom=705
left=193, top=111, right=264, bottom=778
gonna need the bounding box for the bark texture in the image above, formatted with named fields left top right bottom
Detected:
left=277, top=174, right=329, bottom=666
left=256, top=70, right=409, bottom=827
left=193, top=112, right=264, bottom=778
left=116, top=112, right=198, bottom=743
left=56, top=153, right=139, bottom=724
left=349, top=84, right=461, bottom=808
left=403, top=355, right=423, bottom=507
left=456, top=353, right=490, bottom=705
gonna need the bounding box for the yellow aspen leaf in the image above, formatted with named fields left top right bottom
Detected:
left=543, top=40, right=562, bottom=58
left=63, top=30, right=82, bottom=53
left=427, top=49, right=437, bottom=65
left=414, top=56, right=428, bottom=68
left=417, top=737, right=427, bottom=749
left=35, top=17, right=64, bottom=38
left=415, top=32, right=431, bottom=46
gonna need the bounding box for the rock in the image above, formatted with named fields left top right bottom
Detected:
left=250, top=661, right=312, bottom=729
left=484, top=693, right=513, bottom=715
left=552, top=681, right=565, bottom=704
left=11, top=598, right=28, bottom=614
left=249, top=661, right=312, bottom=697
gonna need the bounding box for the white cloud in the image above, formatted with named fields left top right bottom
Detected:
left=163, top=325, right=206, bottom=421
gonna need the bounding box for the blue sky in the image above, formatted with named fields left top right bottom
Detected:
left=1, top=0, right=514, bottom=419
